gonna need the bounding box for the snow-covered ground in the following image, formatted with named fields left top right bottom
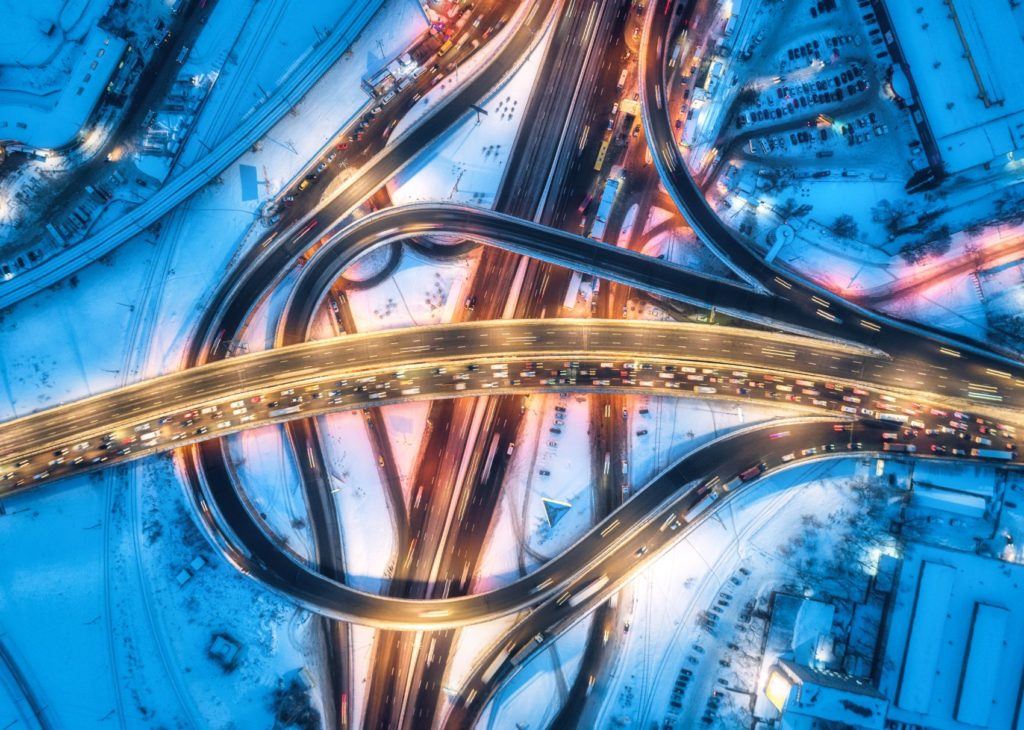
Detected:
left=474, top=615, right=594, bottom=730
left=379, top=400, right=431, bottom=504
left=388, top=14, right=554, bottom=209
left=0, top=2, right=435, bottom=726
left=593, top=457, right=892, bottom=728
left=226, top=424, right=314, bottom=562
left=0, top=457, right=325, bottom=728
left=345, top=246, right=477, bottom=331
left=475, top=393, right=595, bottom=592
left=318, top=410, right=397, bottom=593
left=476, top=394, right=792, bottom=594
left=628, top=395, right=789, bottom=488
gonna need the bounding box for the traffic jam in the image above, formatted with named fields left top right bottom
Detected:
left=3, top=357, right=1015, bottom=491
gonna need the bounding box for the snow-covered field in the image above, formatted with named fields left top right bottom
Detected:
left=388, top=13, right=554, bottom=209
left=0, top=2, right=434, bottom=726
left=0, top=458, right=324, bottom=728
left=594, top=457, right=891, bottom=729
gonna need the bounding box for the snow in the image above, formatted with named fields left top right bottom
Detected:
left=628, top=395, right=788, bottom=488
left=348, top=623, right=378, bottom=729
left=0, top=0, right=108, bottom=67
left=443, top=614, right=519, bottom=714
left=880, top=542, right=1024, bottom=730
left=957, top=603, right=1008, bottom=727
left=345, top=246, right=476, bottom=331
left=0, top=234, right=154, bottom=420
left=475, top=393, right=595, bottom=591
left=0, top=26, right=127, bottom=149
left=225, top=425, right=314, bottom=562
left=388, top=16, right=554, bottom=209
left=893, top=560, right=956, bottom=714
left=0, top=457, right=324, bottom=728
left=475, top=394, right=792, bottom=595
left=474, top=615, right=593, bottom=730
left=592, top=457, right=897, bottom=729
left=884, top=0, right=1024, bottom=172
left=0, top=3, right=438, bottom=725
left=378, top=400, right=431, bottom=505
left=318, top=410, right=397, bottom=594
left=140, top=0, right=429, bottom=374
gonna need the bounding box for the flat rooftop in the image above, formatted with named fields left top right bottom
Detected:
left=880, top=543, right=1024, bottom=729
left=883, top=0, right=1024, bottom=172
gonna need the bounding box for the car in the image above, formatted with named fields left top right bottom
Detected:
left=539, top=469, right=551, bottom=476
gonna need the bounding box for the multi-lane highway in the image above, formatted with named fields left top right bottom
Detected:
left=2, top=319, right=1018, bottom=631
left=4, top=0, right=1024, bottom=723
left=190, top=414, right=956, bottom=630
left=9, top=317, right=1018, bottom=484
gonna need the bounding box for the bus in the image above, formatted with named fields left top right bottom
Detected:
left=971, top=448, right=1013, bottom=461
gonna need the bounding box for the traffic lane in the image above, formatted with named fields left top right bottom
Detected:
left=444, top=419, right=890, bottom=725
left=640, top=1, right=1024, bottom=383
left=278, top=204, right=762, bottom=345
left=0, top=318, right=883, bottom=456
left=5, top=332, right=1018, bottom=486
left=199, top=411, right=992, bottom=632
left=191, top=417, right=846, bottom=630
left=186, top=0, right=556, bottom=367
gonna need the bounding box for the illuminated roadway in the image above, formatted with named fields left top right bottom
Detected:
left=1, top=0, right=1022, bottom=682
left=6, top=317, right=1019, bottom=475
left=638, top=0, right=1024, bottom=375
left=1, top=318, right=1019, bottom=627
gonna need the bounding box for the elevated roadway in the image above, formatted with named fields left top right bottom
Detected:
left=7, top=317, right=1012, bottom=483
left=638, top=0, right=1024, bottom=374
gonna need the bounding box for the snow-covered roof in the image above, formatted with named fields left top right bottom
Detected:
left=775, top=659, right=888, bottom=729
left=896, top=560, right=956, bottom=714
left=791, top=599, right=834, bottom=666
left=0, top=26, right=127, bottom=149
left=883, top=0, right=1024, bottom=172
left=881, top=543, right=1024, bottom=729
left=956, top=603, right=1009, bottom=726
left=911, top=484, right=987, bottom=519
left=912, top=460, right=998, bottom=498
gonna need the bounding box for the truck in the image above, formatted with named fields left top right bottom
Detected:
left=883, top=443, right=916, bottom=453
left=589, top=171, right=623, bottom=240
left=509, top=634, right=546, bottom=667
left=269, top=405, right=302, bottom=418
left=738, top=462, right=766, bottom=482
left=568, top=575, right=610, bottom=608
left=617, top=69, right=628, bottom=90
left=878, top=412, right=909, bottom=425
left=481, top=645, right=512, bottom=684
left=685, top=490, right=720, bottom=521
left=971, top=448, right=1013, bottom=461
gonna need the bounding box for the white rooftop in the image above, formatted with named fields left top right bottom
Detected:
left=884, top=0, right=1024, bottom=172
left=880, top=543, right=1024, bottom=729
left=0, top=26, right=127, bottom=149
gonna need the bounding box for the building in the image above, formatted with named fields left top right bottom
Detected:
left=879, top=544, right=1024, bottom=729
left=881, top=0, right=1024, bottom=174
left=0, top=26, right=128, bottom=150
left=754, top=594, right=839, bottom=721
left=765, top=658, right=889, bottom=729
